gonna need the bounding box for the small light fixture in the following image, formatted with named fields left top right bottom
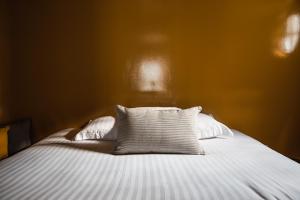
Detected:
left=274, top=13, right=300, bottom=58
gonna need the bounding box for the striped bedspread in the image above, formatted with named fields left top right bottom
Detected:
left=0, top=129, right=300, bottom=200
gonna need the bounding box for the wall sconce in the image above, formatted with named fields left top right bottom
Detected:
left=130, top=57, right=169, bottom=92
left=273, top=13, right=300, bottom=58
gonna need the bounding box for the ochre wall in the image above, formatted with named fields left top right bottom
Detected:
left=7, top=0, right=300, bottom=158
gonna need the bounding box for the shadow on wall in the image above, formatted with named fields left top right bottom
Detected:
left=0, top=1, right=12, bottom=123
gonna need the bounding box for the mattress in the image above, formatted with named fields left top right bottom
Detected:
left=0, top=129, right=300, bottom=200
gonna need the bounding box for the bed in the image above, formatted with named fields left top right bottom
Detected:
left=0, top=128, right=300, bottom=200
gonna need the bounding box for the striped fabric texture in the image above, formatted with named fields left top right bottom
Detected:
left=116, top=106, right=182, bottom=113
left=1, top=129, right=300, bottom=200
left=115, top=106, right=204, bottom=155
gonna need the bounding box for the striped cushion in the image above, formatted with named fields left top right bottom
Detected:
left=115, top=106, right=204, bottom=155
left=116, top=106, right=182, bottom=114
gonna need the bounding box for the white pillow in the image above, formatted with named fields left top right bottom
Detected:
left=195, top=113, right=234, bottom=139
left=74, top=116, right=117, bottom=141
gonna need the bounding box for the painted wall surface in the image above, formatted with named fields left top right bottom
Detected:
left=0, top=1, right=11, bottom=122
left=7, top=0, right=300, bottom=158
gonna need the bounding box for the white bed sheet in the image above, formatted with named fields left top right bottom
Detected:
left=0, top=129, right=300, bottom=200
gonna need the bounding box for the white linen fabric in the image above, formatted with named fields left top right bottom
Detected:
left=115, top=106, right=204, bottom=155
left=1, top=129, right=300, bottom=200
left=196, top=113, right=234, bottom=139
left=114, top=105, right=184, bottom=141
left=74, top=116, right=116, bottom=141
left=116, top=105, right=182, bottom=113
